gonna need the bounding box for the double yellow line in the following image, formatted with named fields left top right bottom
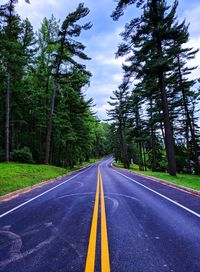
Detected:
left=85, top=167, right=110, bottom=272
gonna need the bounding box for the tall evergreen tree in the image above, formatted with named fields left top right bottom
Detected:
left=107, top=85, right=130, bottom=168
left=0, top=1, right=111, bottom=167
left=44, top=3, right=92, bottom=164
left=111, top=0, right=198, bottom=176
left=0, top=0, right=29, bottom=162
left=170, top=38, right=200, bottom=174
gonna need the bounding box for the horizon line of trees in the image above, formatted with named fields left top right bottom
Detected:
left=108, top=0, right=200, bottom=176
left=0, top=0, right=111, bottom=168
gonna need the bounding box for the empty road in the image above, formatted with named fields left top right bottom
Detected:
left=0, top=158, right=200, bottom=271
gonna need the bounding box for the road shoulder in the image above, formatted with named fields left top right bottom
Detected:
left=0, top=164, right=95, bottom=203
left=111, top=163, right=200, bottom=197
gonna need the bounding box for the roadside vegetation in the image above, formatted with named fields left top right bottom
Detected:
left=114, top=162, right=200, bottom=191
left=0, top=1, right=111, bottom=168
left=0, top=159, right=99, bottom=196
left=0, top=0, right=200, bottom=194
left=109, top=0, right=200, bottom=177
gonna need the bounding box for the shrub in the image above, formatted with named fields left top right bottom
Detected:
left=11, top=147, right=34, bottom=163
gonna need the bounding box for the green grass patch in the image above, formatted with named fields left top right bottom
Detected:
left=0, top=158, right=100, bottom=196
left=113, top=162, right=200, bottom=191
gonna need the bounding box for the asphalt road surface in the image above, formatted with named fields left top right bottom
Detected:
left=0, top=158, right=200, bottom=272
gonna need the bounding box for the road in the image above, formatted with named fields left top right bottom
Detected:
left=0, top=158, right=200, bottom=272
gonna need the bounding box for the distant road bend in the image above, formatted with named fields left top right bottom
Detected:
left=0, top=158, right=200, bottom=272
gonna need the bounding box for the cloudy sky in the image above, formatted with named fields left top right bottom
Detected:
left=14, top=0, right=200, bottom=119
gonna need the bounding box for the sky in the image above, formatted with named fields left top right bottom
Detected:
left=13, top=0, right=200, bottom=120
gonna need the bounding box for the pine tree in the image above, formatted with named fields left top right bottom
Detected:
left=0, top=3, right=111, bottom=166
left=44, top=3, right=92, bottom=164
left=20, top=18, right=36, bottom=68
left=111, top=0, right=197, bottom=176
left=171, top=39, right=200, bottom=174
left=52, top=66, right=92, bottom=167
left=107, top=85, right=130, bottom=168
left=0, top=0, right=29, bottom=162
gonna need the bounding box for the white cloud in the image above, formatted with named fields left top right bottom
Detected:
left=95, top=103, right=112, bottom=120
left=86, top=82, right=118, bottom=120
left=182, top=5, right=200, bottom=37
left=184, top=37, right=200, bottom=80
left=94, top=54, right=124, bottom=66
left=16, top=0, right=63, bottom=29
left=14, top=0, right=125, bottom=120
left=82, top=28, right=126, bottom=119
left=111, top=73, right=123, bottom=83
left=178, top=3, right=200, bottom=81
left=47, top=0, right=59, bottom=7
left=14, top=0, right=200, bottom=121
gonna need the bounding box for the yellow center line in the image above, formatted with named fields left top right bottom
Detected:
left=85, top=167, right=110, bottom=272
left=85, top=169, right=100, bottom=272
left=100, top=168, right=111, bottom=272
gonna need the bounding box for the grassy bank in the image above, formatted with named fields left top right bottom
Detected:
left=113, top=162, right=200, bottom=191
left=0, top=158, right=99, bottom=196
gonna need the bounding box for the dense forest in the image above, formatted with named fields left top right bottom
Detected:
left=108, top=0, right=200, bottom=176
left=0, top=0, right=110, bottom=167
left=1, top=0, right=200, bottom=177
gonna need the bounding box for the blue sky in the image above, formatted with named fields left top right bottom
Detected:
left=14, top=0, right=200, bottom=119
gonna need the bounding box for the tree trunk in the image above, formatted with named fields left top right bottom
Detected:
left=160, top=118, right=165, bottom=142
left=177, top=56, right=200, bottom=175
left=11, top=119, right=14, bottom=152
left=45, top=75, right=50, bottom=118
left=5, top=73, right=10, bottom=162
left=185, top=120, right=191, bottom=173
left=155, top=30, right=176, bottom=176
left=158, top=72, right=177, bottom=176
left=44, top=79, right=58, bottom=164
left=142, top=143, right=147, bottom=171
left=138, top=142, right=143, bottom=170
left=152, top=0, right=176, bottom=176
left=151, top=133, right=157, bottom=171
left=119, top=124, right=129, bottom=169
left=150, top=99, right=157, bottom=171
left=190, top=109, right=200, bottom=175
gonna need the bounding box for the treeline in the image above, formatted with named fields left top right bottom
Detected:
left=0, top=0, right=110, bottom=167
left=108, top=0, right=200, bottom=176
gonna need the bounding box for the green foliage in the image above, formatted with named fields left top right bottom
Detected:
left=114, top=162, right=200, bottom=191
left=110, top=0, right=200, bottom=175
left=0, top=159, right=102, bottom=196
left=0, top=2, right=111, bottom=168
left=107, top=85, right=131, bottom=168
left=0, top=163, right=69, bottom=196
left=11, top=147, right=33, bottom=163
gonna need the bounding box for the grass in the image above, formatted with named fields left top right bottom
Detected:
left=0, top=158, right=99, bottom=196
left=113, top=162, right=200, bottom=191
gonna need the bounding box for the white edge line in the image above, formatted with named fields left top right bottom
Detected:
left=106, top=158, right=114, bottom=167
left=112, top=168, right=200, bottom=218
left=111, top=162, right=200, bottom=198
left=0, top=165, right=94, bottom=219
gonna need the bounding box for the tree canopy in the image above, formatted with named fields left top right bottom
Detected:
left=109, top=0, right=200, bottom=175
left=0, top=1, right=110, bottom=167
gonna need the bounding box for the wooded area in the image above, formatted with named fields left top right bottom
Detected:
left=108, top=0, right=200, bottom=176
left=0, top=0, right=110, bottom=168
left=0, top=0, right=200, bottom=177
